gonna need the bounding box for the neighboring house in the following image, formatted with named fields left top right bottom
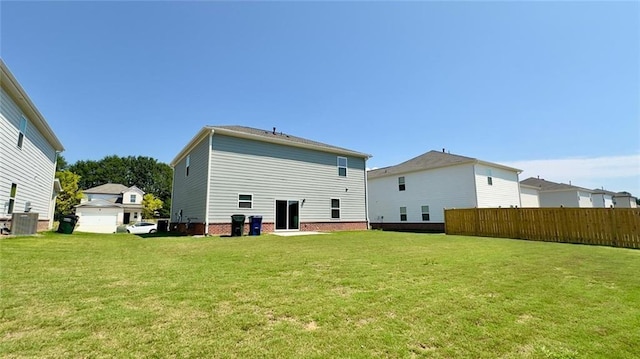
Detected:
left=612, top=191, right=638, bottom=208
left=170, top=126, right=371, bottom=235
left=0, top=59, right=64, bottom=232
left=519, top=183, right=541, bottom=208
left=519, top=178, right=593, bottom=208
left=591, top=188, right=616, bottom=208
left=367, top=150, right=522, bottom=232
left=75, top=183, right=144, bottom=233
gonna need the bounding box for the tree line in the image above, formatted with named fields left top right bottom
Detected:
left=55, top=155, right=173, bottom=219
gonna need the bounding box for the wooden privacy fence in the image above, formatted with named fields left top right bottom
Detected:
left=444, top=208, right=640, bottom=249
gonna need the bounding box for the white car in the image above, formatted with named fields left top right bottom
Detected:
left=126, top=222, right=158, bottom=234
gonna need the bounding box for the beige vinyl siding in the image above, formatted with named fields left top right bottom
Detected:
left=170, top=135, right=210, bottom=223
left=0, top=87, right=57, bottom=221
left=207, top=134, right=367, bottom=224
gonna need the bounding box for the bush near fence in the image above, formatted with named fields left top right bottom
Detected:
left=444, top=207, right=640, bottom=249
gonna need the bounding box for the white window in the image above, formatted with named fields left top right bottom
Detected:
left=17, top=117, right=27, bottom=149
left=421, top=205, right=430, bottom=221
left=130, top=194, right=137, bottom=203
left=331, top=198, right=340, bottom=219
left=486, top=169, right=493, bottom=186
left=337, top=157, right=347, bottom=177
left=238, top=194, right=253, bottom=209
left=8, top=183, right=17, bottom=214
left=186, top=155, right=191, bottom=177
left=398, top=176, right=406, bottom=191
left=400, top=206, right=407, bottom=222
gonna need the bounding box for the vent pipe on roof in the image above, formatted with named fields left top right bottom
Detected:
left=442, top=148, right=445, bottom=153
left=273, top=127, right=276, bottom=135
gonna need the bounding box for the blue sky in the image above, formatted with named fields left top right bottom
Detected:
left=2, top=1, right=638, bottom=195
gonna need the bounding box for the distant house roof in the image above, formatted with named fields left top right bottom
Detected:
left=592, top=188, right=618, bottom=196
left=83, top=183, right=131, bottom=195
left=75, top=198, right=123, bottom=209
left=367, top=150, right=521, bottom=179
left=520, top=177, right=592, bottom=193
left=171, top=125, right=371, bottom=167
left=1, top=59, right=64, bottom=152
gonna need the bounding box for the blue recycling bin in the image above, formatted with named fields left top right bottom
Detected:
left=248, top=215, right=263, bottom=236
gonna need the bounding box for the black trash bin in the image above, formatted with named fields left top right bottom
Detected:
left=57, top=215, right=78, bottom=234
left=248, top=215, right=263, bottom=236
left=157, top=220, right=169, bottom=232
left=230, top=214, right=246, bottom=236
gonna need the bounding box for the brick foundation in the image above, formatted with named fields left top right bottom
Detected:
left=370, top=222, right=445, bottom=233
left=170, top=221, right=368, bottom=236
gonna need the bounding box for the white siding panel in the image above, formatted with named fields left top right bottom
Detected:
left=539, top=191, right=579, bottom=207
left=577, top=191, right=593, bottom=208
left=207, top=135, right=367, bottom=224
left=368, top=164, right=477, bottom=223
left=520, top=186, right=540, bottom=208
left=0, top=88, right=57, bottom=222
left=474, top=164, right=521, bottom=208
left=170, top=135, right=210, bottom=222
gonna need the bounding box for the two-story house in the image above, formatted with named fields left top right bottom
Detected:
left=367, top=150, right=522, bottom=232
left=1, top=59, right=64, bottom=232
left=519, top=178, right=593, bottom=208
left=74, top=183, right=145, bottom=233
left=170, top=126, right=371, bottom=235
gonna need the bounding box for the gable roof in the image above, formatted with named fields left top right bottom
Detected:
left=1, top=59, right=64, bottom=152
left=592, top=188, right=618, bottom=196
left=83, top=183, right=130, bottom=195
left=367, top=150, right=521, bottom=179
left=75, top=198, right=123, bottom=209
left=171, top=125, right=371, bottom=167
left=520, top=177, right=593, bottom=193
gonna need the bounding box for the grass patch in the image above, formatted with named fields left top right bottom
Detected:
left=1, top=231, right=639, bottom=358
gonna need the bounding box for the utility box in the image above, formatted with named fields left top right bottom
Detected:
left=11, top=212, right=39, bottom=235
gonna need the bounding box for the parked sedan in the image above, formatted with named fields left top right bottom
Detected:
left=126, top=222, right=158, bottom=234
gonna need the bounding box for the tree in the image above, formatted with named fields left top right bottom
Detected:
left=55, top=171, right=83, bottom=220
left=142, top=193, right=163, bottom=219
left=56, top=154, right=68, bottom=172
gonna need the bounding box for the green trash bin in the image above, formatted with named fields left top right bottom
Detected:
left=57, top=215, right=78, bottom=234
left=231, top=214, right=246, bottom=236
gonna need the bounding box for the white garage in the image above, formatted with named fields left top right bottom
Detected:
left=75, top=200, right=124, bottom=233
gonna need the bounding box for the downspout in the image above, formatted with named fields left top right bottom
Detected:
left=204, top=130, right=214, bottom=235
left=516, top=171, right=522, bottom=208
left=471, top=163, right=478, bottom=207
left=364, top=157, right=370, bottom=229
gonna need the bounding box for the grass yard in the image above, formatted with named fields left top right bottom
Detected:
left=1, top=231, right=639, bottom=358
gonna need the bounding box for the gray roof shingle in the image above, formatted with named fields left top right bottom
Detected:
left=83, top=183, right=130, bottom=194
left=520, top=177, right=592, bottom=192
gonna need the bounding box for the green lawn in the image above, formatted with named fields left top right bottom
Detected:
left=1, top=231, right=639, bottom=358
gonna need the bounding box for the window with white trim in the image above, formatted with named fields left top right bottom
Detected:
left=8, top=183, right=17, bottom=214
left=238, top=194, right=253, bottom=209
left=337, top=157, right=347, bottom=177
left=130, top=194, right=137, bottom=203
left=186, top=155, right=191, bottom=176
left=398, top=176, right=406, bottom=191
left=487, top=169, right=493, bottom=186
left=421, top=205, right=430, bottom=221
left=400, top=206, right=407, bottom=221
left=331, top=198, right=340, bottom=219
left=17, top=117, right=27, bottom=149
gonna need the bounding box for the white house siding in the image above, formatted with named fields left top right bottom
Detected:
left=368, top=164, right=477, bottom=224
left=520, top=186, right=540, bottom=208
left=538, top=191, right=580, bottom=207
left=170, top=134, right=210, bottom=224
left=0, top=87, right=57, bottom=223
left=592, top=194, right=614, bottom=208
left=474, top=164, right=521, bottom=208
left=206, top=134, right=367, bottom=224
left=577, top=191, right=593, bottom=208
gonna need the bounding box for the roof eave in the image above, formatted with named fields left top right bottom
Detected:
left=0, top=59, right=64, bottom=152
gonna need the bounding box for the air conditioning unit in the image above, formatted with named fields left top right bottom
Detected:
left=11, top=212, right=39, bottom=235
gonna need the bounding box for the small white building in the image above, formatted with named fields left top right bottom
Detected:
left=1, top=59, right=64, bottom=232
left=75, top=183, right=144, bottom=233
left=367, top=150, right=522, bottom=232
left=612, top=191, right=638, bottom=208
left=591, top=189, right=616, bottom=208
left=519, top=178, right=593, bottom=208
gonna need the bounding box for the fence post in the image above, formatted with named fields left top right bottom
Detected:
left=474, top=207, right=480, bottom=236
left=610, top=207, right=618, bottom=247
